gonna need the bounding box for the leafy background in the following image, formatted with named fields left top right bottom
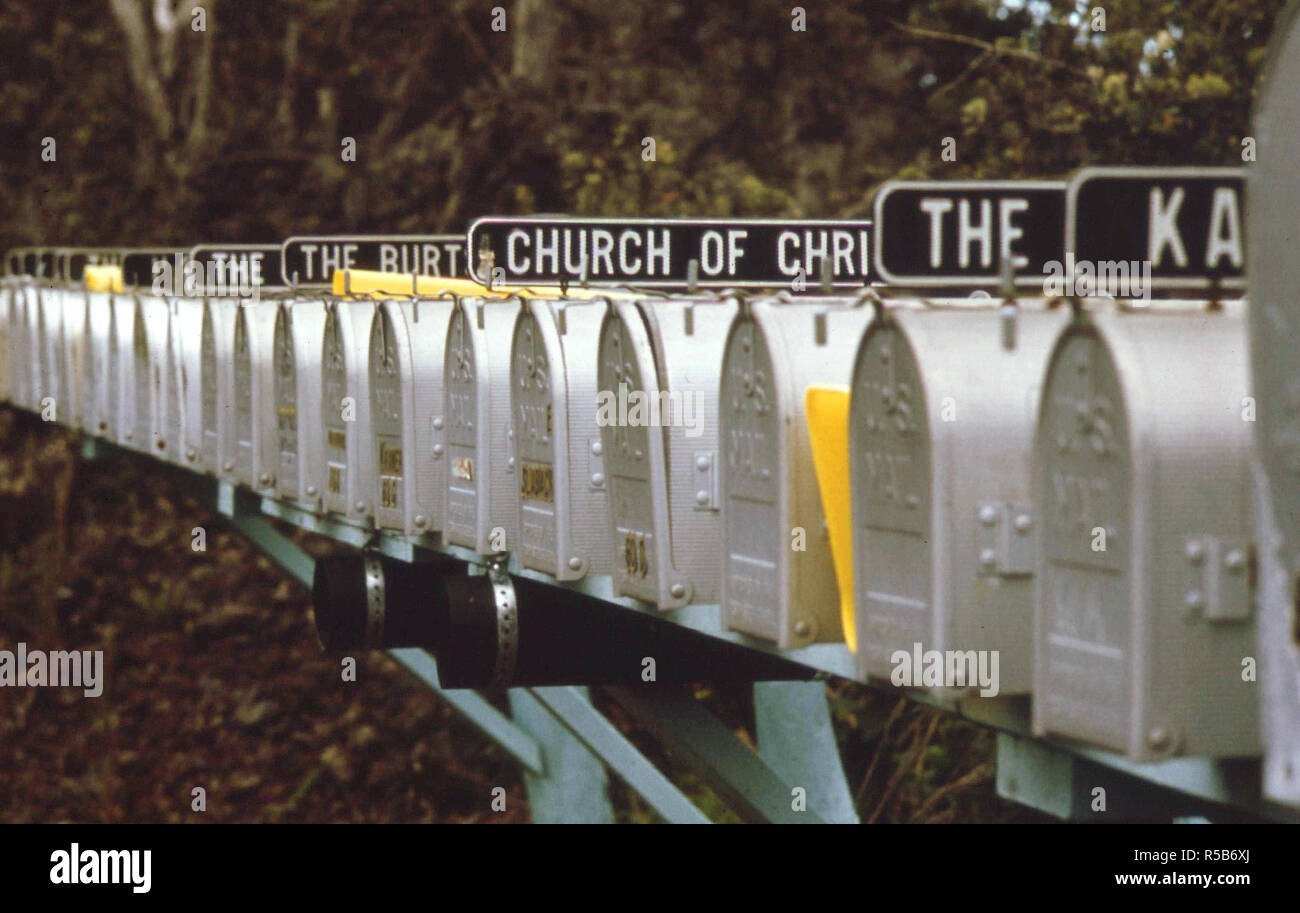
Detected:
left=0, top=0, right=1283, bottom=822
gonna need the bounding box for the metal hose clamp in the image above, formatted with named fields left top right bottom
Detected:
left=487, top=561, right=518, bottom=690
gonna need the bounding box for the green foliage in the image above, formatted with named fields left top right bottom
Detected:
left=0, top=0, right=1283, bottom=250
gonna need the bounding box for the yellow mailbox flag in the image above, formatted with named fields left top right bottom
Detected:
left=805, top=385, right=856, bottom=652
left=332, top=269, right=642, bottom=300
left=84, top=265, right=124, bottom=293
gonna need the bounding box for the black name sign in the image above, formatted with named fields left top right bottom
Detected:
left=190, top=244, right=284, bottom=289
left=280, top=235, right=467, bottom=286
left=873, top=181, right=1065, bottom=287
left=467, top=217, right=873, bottom=288
left=1066, top=167, right=1245, bottom=289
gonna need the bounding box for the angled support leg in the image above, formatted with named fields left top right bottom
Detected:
left=754, top=680, right=858, bottom=823
left=508, top=688, right=615, bottom=823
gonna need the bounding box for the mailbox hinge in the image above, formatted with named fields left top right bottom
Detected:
left=588, top=437, right=606, bottom=490
left=431, top=415, right=445, bottom=460
left=1180, top=535, right=1252, bottom=623
left=976, top=502, right=1034, bottom=577
left=693, top=451, right=719, bottom=511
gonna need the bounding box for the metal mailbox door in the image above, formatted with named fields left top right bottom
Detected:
left=1033, top=305, right=1257, bottom=760
left=8, top=285, right=32, bottom=410
left=37, top=286, right=65, bottom=422
left=83, top=292, right=116, bottom=437
left=370, top=297, right=453, bottom=537
left=721, top=298, right=873, bottom=648
left=1246, top=0, right=1300, bottom=805
left=169, top=297, right=206, bottom=467
left=200, top=299, right=239, bottom=477
left=321, top=299, right=377, bottom=524
left=130, top=297, right=154, bottom=452
left=443, top=297, right=520, bottom=554
left=110, top=294, right=135, bottom=447
left=233, top=300, right=280, bottom=490
left=274, top=299, right=327, bottom=508
left=0, top=284, right=11, bottom=405
left=596, top=297, right=736, bottom=609
left=850, top=303, right=1069, bottom=695
left=161, top=300, right=185, bottom=463
left=23, top=285, right=42, bottom=413
left=511, top=297, right=611, bottom=581
left=61, top=289, right=88, bottom=431
left=137, top=296, right=175, bottom=457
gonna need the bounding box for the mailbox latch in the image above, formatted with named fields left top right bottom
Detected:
left=976, top=502, right=1034, bottom=577
left=1180, top=535, right=1251, bottom=623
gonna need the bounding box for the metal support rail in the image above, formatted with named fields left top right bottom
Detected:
left=73, top=431, right=1300, bottom=823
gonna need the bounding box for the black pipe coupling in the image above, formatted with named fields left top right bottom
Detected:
left=311, top=552, right=813, bottom=689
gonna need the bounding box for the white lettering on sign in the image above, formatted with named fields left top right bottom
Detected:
left=699, top=230, right=748, bottom=276
left=503, top=228, right=672, bottom=277
left=958, top=198, right=992, bottom=269
left=920, top=197, right=1033, bottom=271
left=920, top=198, right=952, bottom=268
left=300, top=243, right=359, bottom=280
left=1206, top=187, right=1243, bottom=269
left=998, top=198, right=1029, bottom=270
left=1145, top=184, right=1244, bottom=270
left=775, top=230, right=869, bottom=277
left=1147, top=188, right=1188, bottom=268
left=378, top=242, right=462, bottom=276
left=205, top=252, right=265, bottom=286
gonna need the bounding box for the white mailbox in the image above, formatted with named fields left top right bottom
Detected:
left=36, top=286, right=65, bottom=421
left=60, top=289, right=88, bottom=431
left=1032, top=304, right=1257, bottom=760
left=232, top=299, right=280, bottom=490
left=718, top=297, right=872, bottom=647
left=510, top=297, right=611, bottom=581
left=443, top=296, right=521, bottom=554
left=133, top=296, right=175, bottom=457
left=596, top=296, right=736, bottom=609
left=82, top=292, right=116, bottom=437
left=200, top=298, right=240, bottom=476
left=111, top=294, right=141, bottom=448
left=105, top=295, right=131, bottom=449
left=849, top=302, right=1069, bottom=693
left=370, top=297, right=453, bottom=537
left=321, top=298, right=377, bottom=524
left=1254, top=469, right=1300, bottom=804
left=1245, top=0, right=1300, bottom=805
left=273, top=298, right=327, bottom=508
left=0, top=284, right=11, bottom=405
left=169, top=297, right=206, bottom=467
left=7, top=284, right=34, bottom=410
